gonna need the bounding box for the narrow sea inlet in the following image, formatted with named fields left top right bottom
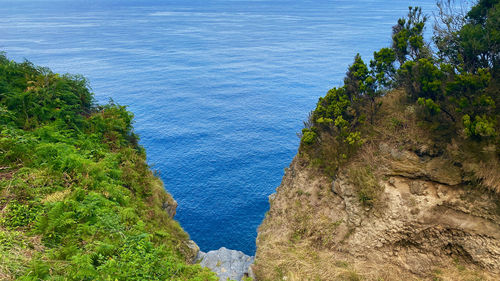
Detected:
left=0, top=0, right=437, bottom=255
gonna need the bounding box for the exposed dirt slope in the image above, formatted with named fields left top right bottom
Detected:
left=254, top=91, right=500, bottom=281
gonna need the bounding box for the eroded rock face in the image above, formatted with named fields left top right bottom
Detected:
left=198, top=247, right=254, bottom=281
left=255, top=144, right=500, bottom=280
left=335, top=174, right=500, bottom=270
left=162, top=198, right=177, bottom=218
left=185, top=240, right=200, bottom=263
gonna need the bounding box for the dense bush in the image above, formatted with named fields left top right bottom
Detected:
left=302, top=0, right=499, bottom=174
left=0, top=53, right=217, bottom=280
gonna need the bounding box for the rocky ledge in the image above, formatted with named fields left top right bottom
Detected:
left=197, top=247, right=254, bottom=281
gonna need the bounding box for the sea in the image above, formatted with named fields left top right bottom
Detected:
left=0, top=0, right=438, bottom=255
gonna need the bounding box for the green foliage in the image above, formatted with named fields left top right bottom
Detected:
left=1, top=200, right=42, bottom=229
left=463, top=114, right=496, bottom=138
left=417, top=97, right=441, bottom=114
left=461, top=0, right=500, bottom=71
left=370, top=47, right=396, bottom=89
left=304, top=50, right=395, bottom=172
left=301, top=128, right=317, bottom=145
left=344, top=54, right=369, bottom=100
left=392, top=6, right=430, bottom=64
left=398, top=28, right=497, bottom=139
left=313, top=86, right=365, bottom=145
left=398, top=58, right=444, bottom=101
left=348, top=166, right=382, bottom=206
left=445, top=68, right=493, bottom=112
left=87, top=102, right=141, bottom=150
left=0, top=54, right=217, bottom=280
left=0, top=57, right=93, bottom=130
left=315, top=87, right=351, bottom=121
left=57, top=234, right=217, bottom=281
left=434, top=0, right=499, bottom=72
left=345, top=131, right=362, bottom=145
left=0, top=230, right=32, bottom=278
left=304, top=2, right=499, bottom=180
left=316, top=117, right=333, bottom=124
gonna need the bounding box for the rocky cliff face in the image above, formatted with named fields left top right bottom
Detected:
left=254, top=140, right=500, bottom=280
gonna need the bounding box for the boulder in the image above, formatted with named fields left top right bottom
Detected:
left=198, top=247, right=254, bottom=281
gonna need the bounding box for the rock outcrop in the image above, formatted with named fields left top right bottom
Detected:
left=185, top=240, right=201, bottom=263
left=254, top=142, right=500, bottom=280
left=197, top=247, right=254, bottom=281
left=162, top=197, right=178, bottom=218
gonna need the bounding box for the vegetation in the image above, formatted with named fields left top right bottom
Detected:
left=256, top=2, right=499, bottom=281
left=348, top=165, right=382, bottom=206
left=300, top=0, right=499, bottom=194
left=0, top=53, right=217, bottom=280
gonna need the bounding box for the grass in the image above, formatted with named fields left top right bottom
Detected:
left=347, top=165, right=382, bottom=206
left=335, top=270, right=363, bottom=281
left=0, top=229, right=39, bottom=280
left=255, top=87, right=500, bottom=281
left=432, top=264, right=490, bottom=281
left=0, top=54, right=217, bottom=280
left=256, top=1, right=499, bottom=277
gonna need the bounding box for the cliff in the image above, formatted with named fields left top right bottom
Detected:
left=254, top=1, right=500, bottom=279
left=254, top=91, right=500, bottom=281
left=0, top=54, right=217, bottom=280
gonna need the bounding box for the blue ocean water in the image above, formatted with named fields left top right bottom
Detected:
left=0, top=0, right=438, bottom=255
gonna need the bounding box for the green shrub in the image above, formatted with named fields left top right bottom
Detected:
left=463, top=114, right=496, bottom=138
left=348, top=166, right=382, bottom=206
left=1, top=200, right=42, bottom=229
left=301, top=128, right=317, bottom=145
left=0, top=54, right=217, bottom=280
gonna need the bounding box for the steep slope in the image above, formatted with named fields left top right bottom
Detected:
left=254, top=1, right=500, bottom=280
left=254, top=91, right=500, bottom=281
left=0, top=54, right=216, bottom=280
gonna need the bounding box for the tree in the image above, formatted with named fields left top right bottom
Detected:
left=433, top=0, right=467, bottom=67
left=344, top=53, right=391, bottom=124
left=370, top=48, right=396, bottom=89
left=344, top=54, right=369, bottom=102
left=434, top=0, right=500, bottom=73
left=431, top=0, right=498, bottom=138
left=461, top=0, right=499, bottom=72
left=392, top=6, right=430, bottom=65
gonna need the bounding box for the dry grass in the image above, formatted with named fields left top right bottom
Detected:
left=371, top=89, right=435, bottom=151
left=374, top=89, right=500, bottom=195
left=470, top=156, right=500, bottom=194
left=431, top=261, right=498, bottom=281
left=254, top=160, right=385, bottom=281
left=255, top=159, right=348, bottom=281
left=304, top=132, right=344, bottom=178
left=347, top=165, right=382, bottom=206
left=0, top=228, right=43, bottom=280
left=254, top=242, right=364, bottom=281
left=448, top=139, right=500, bottom=194
left=41, top=189, right=71, bottom=203
left=256, top=88, right=500, bottom=280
